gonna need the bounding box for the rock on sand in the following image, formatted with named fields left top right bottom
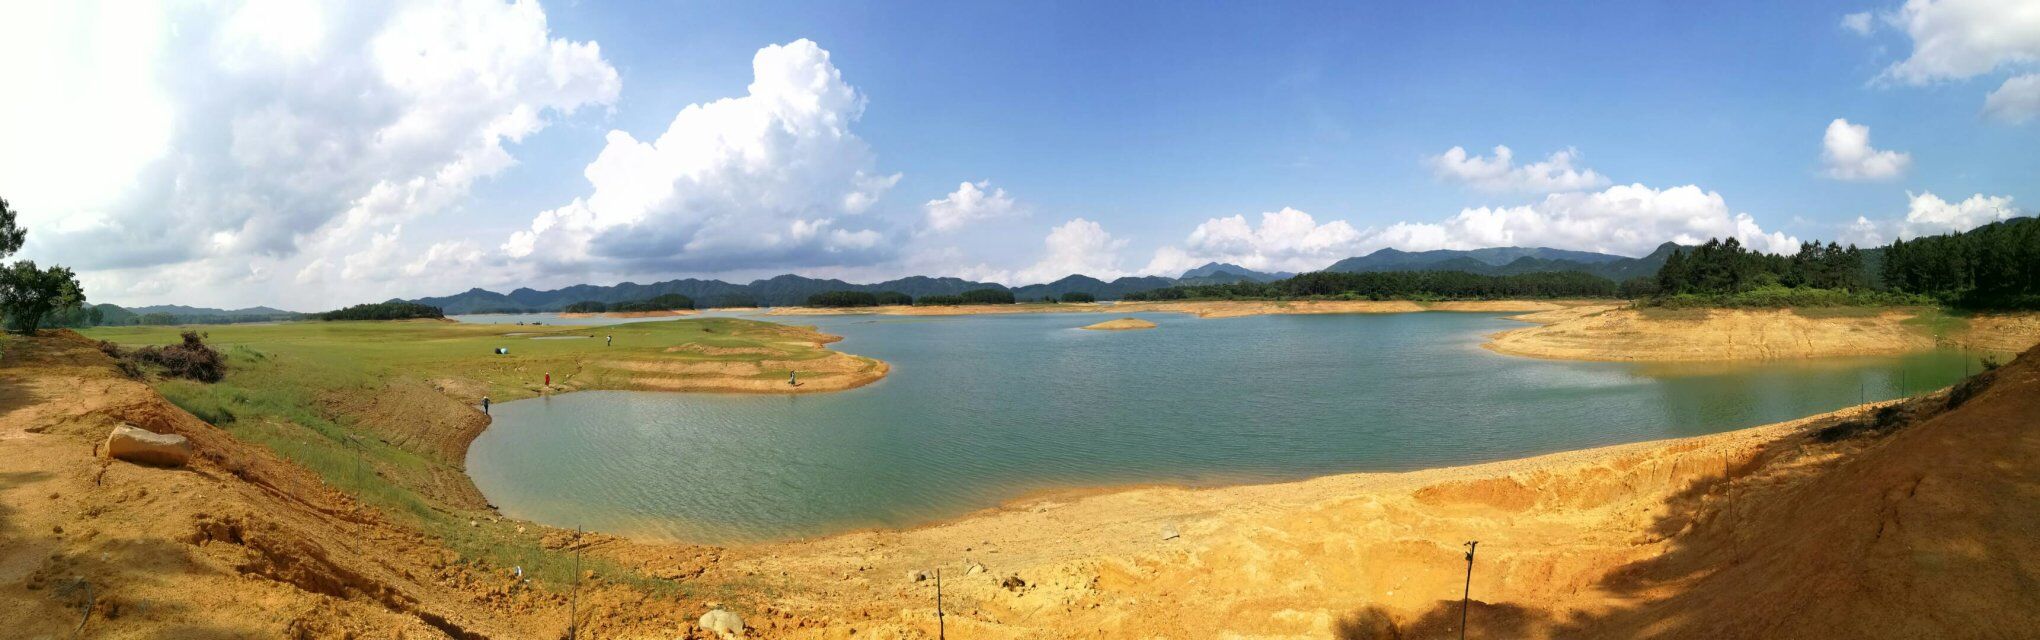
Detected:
left=700, top=608, right=745, bottom=639
left=104, top=424, right=191, bottom=467
left=1081, top=318, right=1157, bottom=331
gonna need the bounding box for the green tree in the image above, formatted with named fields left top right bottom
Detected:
left=0, top=260, right=84, bottom=334
left=0, top=197, right=25, bottom=258
left=1059, top=291, right=1096, bottom=303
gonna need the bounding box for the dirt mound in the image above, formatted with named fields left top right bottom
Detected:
left=1081, top=318, right=1157, bottom=331
left=0, top=332, right=713, bottom=637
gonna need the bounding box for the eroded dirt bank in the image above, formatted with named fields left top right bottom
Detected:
left=1487, top=305, right=2040, bottom=361
left=8, top=329, right=2037, bottom=638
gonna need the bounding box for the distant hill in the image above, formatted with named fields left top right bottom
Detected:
left=1327, top=244, right=1684, bottom=282
left=84, top=303, right=303, bottom=326
left=1178, top=262, right=1293, bottom=282
left=403, top=243, right=1722, bottom=314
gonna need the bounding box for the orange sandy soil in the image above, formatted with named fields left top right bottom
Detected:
left=1486, top=305, right=2040, bottom=361
left=5, top=330, right=2037, bottom=638
left=1080, top=318, right=1157, bottom=331
left=766, top=299, right=1602, bottom=319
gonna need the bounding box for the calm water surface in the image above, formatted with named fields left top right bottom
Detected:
left=465, top=312, right=1979, bottom=543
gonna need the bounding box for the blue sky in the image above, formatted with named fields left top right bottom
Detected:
left=1, top=0, right=2034, bottom=309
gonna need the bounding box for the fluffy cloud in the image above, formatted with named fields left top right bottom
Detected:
left=1140, top=183, right=1804, bottom=276
left=1902, top=191, right=2021, bottom=235
left=1839, top=192, right=2021, bottom=246
left=1142, top=208, right=1363, bottom=276
left=1880, top=0, right=2040, bottom=84
left=1427, top=145, right=1610, bottom=193
left=1842, top=11, right=1877, bottom=35
left=504, top=39, right=901, bottom=275
left=1983, top=74, right=2040, bottom=122
left=0, top=0, right=619, bottom=307
left=1364, top=184, right=1800, bottom=256
left=924, top=181, right=1020, bottom=233
left=1876, top=0, right=2040, bottom=122
left=1821, top=118, right=1912, bottom=180
left=1014, top=219, right=1127, bottom=284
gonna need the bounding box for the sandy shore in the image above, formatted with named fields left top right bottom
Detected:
left=1081, top=318, right=1157, bottom=331
left=1485, top=305, right=2040, bottom=361
left=669, top=351, right=2040, bottom=637
left=767, top=298, right=1600, bottom=319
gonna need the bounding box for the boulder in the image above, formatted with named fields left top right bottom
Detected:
left=104, top=424, right=191, bottom=467
left=699, top=608, right=745, bottom=639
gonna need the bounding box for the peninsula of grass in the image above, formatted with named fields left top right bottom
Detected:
left=80, top=317, right=882, bottom=592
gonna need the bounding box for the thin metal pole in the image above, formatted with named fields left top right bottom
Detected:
left=935, top=568, right=945, bottom=640
left=570, top=526, right=581, bottom=640
left=1461, top=541, right=1478, bottom=640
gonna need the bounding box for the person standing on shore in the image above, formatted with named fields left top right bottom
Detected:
left=605, top=335, right=612, bottom=346
left=481, top=396, right=491, bottom=415
left=544, top=372, right=551, bottom=389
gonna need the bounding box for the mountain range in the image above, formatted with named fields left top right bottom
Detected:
left=403, top=247, right=1675, bottom=314
left=1326, top=244, right=1684, bottom=283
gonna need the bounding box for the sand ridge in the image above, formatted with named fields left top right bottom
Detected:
left=1080, top=318, right=1157, bottom=331
left=1487, top=305, right=2040, bottom=361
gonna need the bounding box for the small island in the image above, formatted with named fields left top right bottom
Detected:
left=1082, top=318, right=1157, bottom=331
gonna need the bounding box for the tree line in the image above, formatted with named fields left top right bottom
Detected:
left=1124, top=270, right=1620, bottom=301
left=562, top=293, right=696, bottom=313
left=805, top=288, right=1023, bottom=307
left=317, top=302, right=445, bottom=321
left=1881, top=218, right=2040, bottom=308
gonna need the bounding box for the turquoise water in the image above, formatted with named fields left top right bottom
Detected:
left=465, top=312, right=1981, bottom=543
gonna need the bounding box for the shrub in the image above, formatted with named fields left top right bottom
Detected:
left=133, top=331, right=226, bottom=383
left=1060, top=292, right=1096, bottom=303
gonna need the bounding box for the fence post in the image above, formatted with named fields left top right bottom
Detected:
left=1461, top=541, right=1479, bottom=640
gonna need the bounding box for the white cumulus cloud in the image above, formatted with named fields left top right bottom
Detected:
left=504, top=39, right=901, bottom=276
left=924, top=180, right=1020, bottom=233
left=1369, top=184, right=1800, bottom=257
left=1842, top=11, right=1877, bottom=36
left=1015, top=218, right=1128, bottom=284
left=1875, top=0, right=2040, bottom=122
left=1880, top=0, right=2040, bottom=84
left=0, top=0, right=620, bottom=308
left=1984, top=73, right=2040, bottom=122
left=1821, top=118, right=1912, bottom=180
left=1142, top=208, right=1363, bottom=276
left=1427, top=145, right=1610, bottom=193
left=1902, top=191, right=2022, bottom=236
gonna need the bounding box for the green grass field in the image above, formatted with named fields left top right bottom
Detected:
left=82, top=317, right=855, bottom=592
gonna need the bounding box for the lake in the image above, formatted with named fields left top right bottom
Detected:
left=464, top=311, right=1979, bottom=543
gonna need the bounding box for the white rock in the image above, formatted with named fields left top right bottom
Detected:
left=104, top=424, right=191, bottom=467
left=966, top=563, right=986, bottom=575
left=700, top=608, right=745, bottom=639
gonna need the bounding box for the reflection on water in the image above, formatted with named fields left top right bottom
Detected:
left=466, top=312, right=1982, bottom=543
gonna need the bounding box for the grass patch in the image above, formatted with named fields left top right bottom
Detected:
left=83, top=317, right=853, bottom=594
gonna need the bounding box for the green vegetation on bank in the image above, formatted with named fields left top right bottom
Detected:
left=1882, top=217, right=2040, bottom=309
left=318, top=301, right=445, bottom=321
left=1125, top=269, right=1620, bottom=301
left=564, top=293, right=696, bottom=313
left=83, top=317, right=851, bottom=592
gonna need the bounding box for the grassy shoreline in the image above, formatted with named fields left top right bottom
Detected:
left=81, top=317, right=884, bottom=592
